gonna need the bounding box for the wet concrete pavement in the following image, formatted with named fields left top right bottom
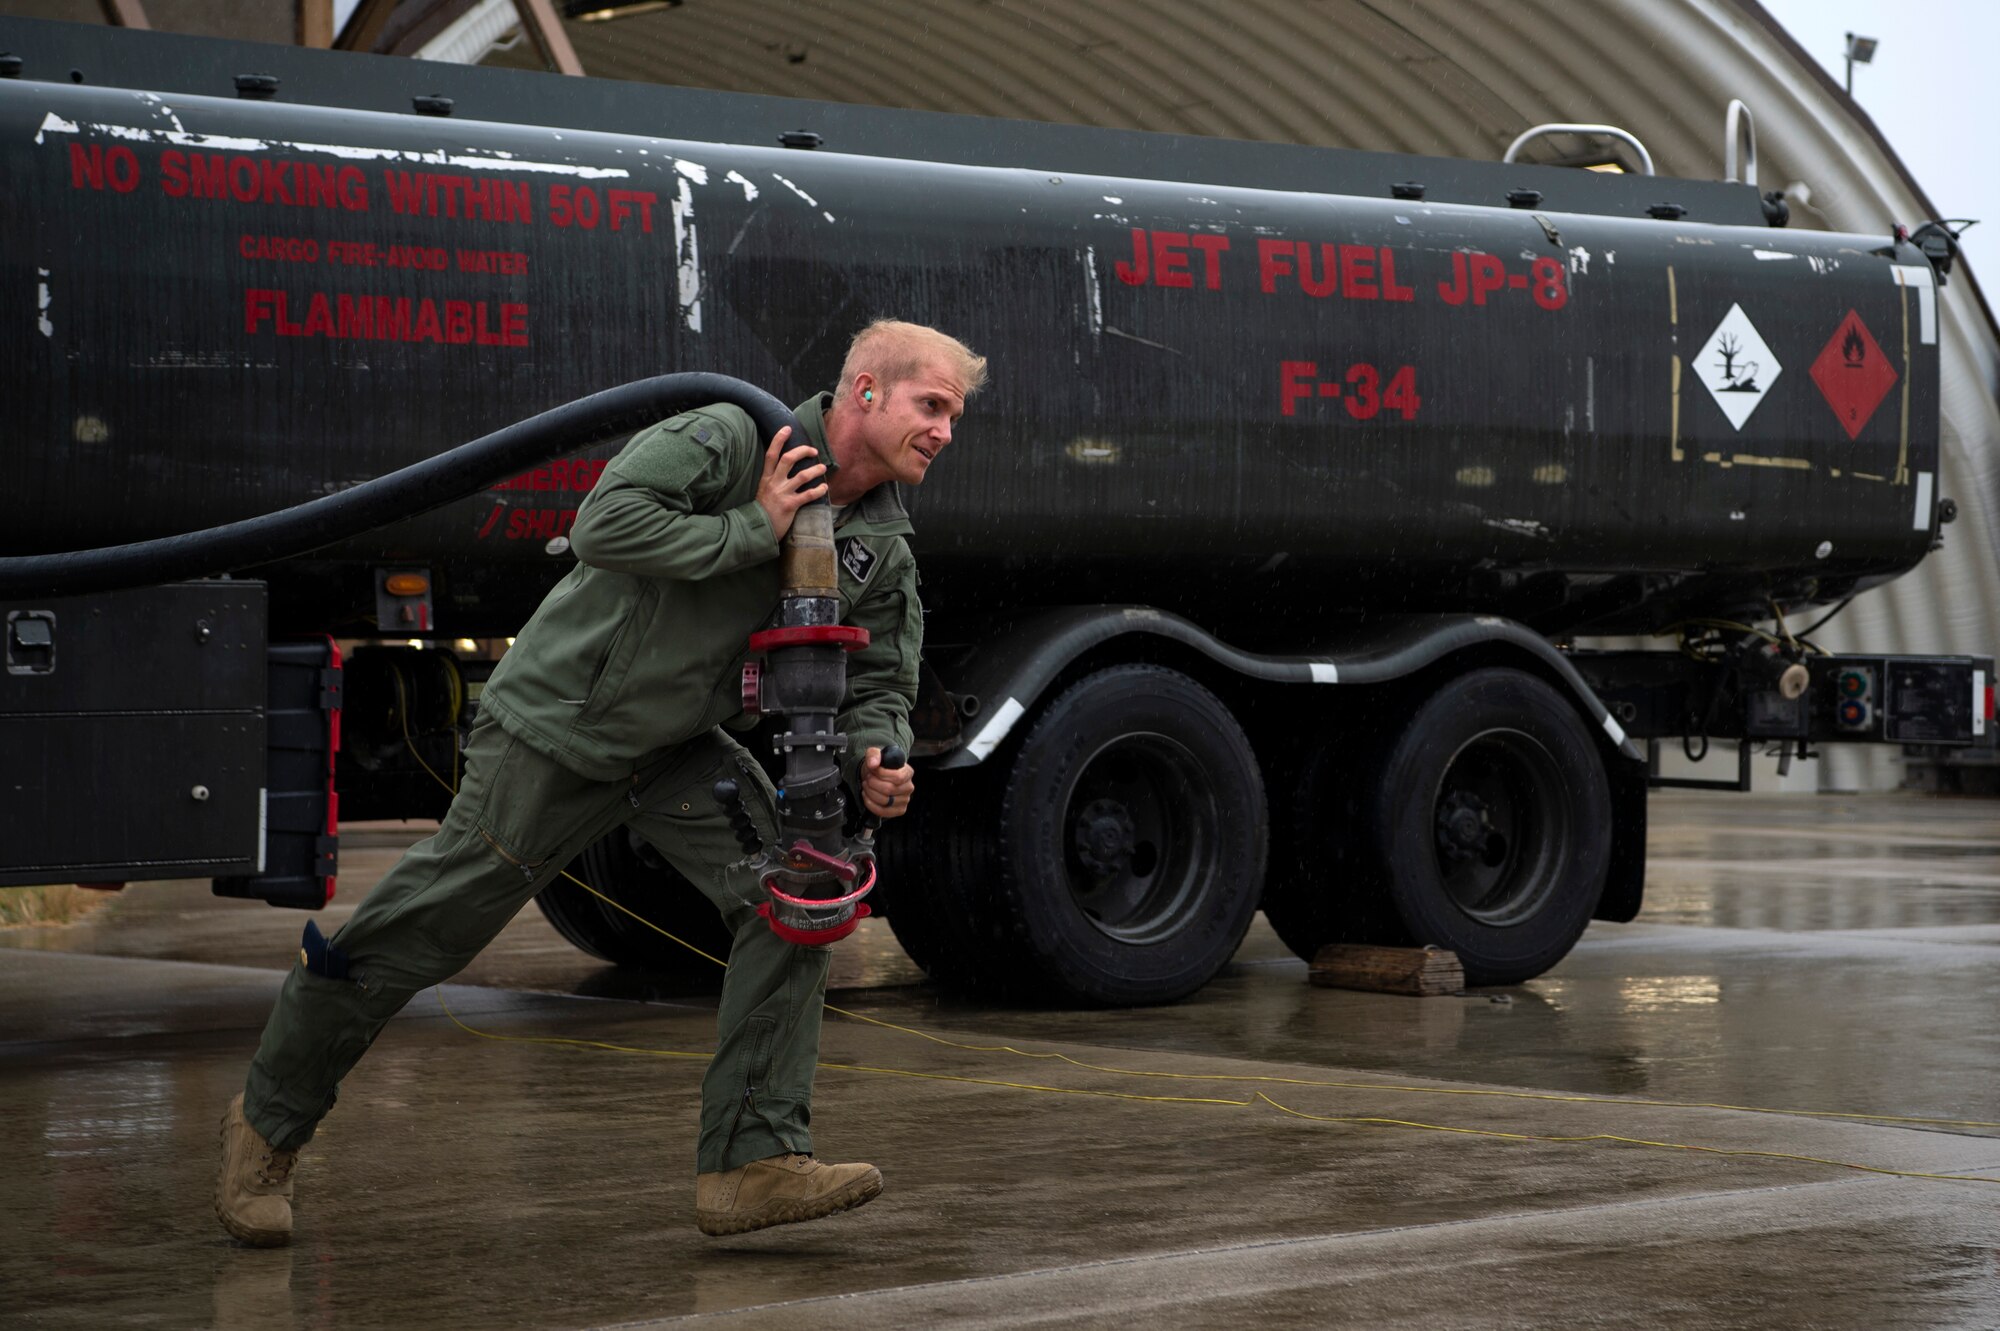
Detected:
left=2, top=793, right=1997, bottom=1328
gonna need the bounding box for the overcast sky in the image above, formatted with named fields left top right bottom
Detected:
left=1754, top=0, right=1995, bottom=281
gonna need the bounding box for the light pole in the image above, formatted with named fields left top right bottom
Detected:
left=1844, top=32, right=1878, bottom=97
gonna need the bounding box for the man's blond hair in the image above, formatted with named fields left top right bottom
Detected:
left=836, top=319, right=989, bottom=400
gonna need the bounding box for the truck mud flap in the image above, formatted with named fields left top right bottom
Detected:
left=214, top=638, right=344, bottom=909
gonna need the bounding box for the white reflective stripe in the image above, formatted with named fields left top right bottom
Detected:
left=964, top=696, right=1026, bottom=762
left=1913, top=470, right=1934, bottom=530
left=1602, top=714, right=1627, bottom=747
left=1895, top=265, right=1937, bottom=345
left=1309, top=662, right=1340, bottom=684
left=255, top=788, right=268, bottom=874
left=1975, top=670, right=1988, bottom=738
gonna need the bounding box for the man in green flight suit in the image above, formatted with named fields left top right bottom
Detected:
left=215, top=319, right=987, bottom=1245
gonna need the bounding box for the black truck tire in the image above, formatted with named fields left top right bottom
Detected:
left=535, top=829, right=733, bottom=985
left=1369, top=667, right=1611, bottom=985
left=975, top=664, right=1267, bottom=1006
left=876, top=766, right=1013, bottom=996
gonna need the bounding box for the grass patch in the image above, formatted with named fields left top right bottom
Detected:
left=0, top=885, right=112, bottom=928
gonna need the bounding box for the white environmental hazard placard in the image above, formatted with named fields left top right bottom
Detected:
left=1694, top=303, right=1781, bottom=430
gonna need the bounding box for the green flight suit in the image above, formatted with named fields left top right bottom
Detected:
left=242, top=392, right=920, bottom=1174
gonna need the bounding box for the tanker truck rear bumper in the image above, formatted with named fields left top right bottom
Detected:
left=1571, top=649, right=1995, bottom=791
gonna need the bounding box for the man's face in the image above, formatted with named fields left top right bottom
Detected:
left=862, top=362, right=967, bottom=486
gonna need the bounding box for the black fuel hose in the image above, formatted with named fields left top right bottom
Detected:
left=0, top=374, right=804, bottom=599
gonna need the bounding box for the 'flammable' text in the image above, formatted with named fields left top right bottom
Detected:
left=244, top=288, right=528, bottom=345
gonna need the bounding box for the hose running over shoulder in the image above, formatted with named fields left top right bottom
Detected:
left=0, top=373, right=804, bottom=599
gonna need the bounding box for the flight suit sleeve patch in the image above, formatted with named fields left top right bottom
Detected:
left=839, top=537, right=879, bottom=585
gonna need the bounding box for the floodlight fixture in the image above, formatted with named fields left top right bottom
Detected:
left=1844, top=32, right=1879, bottom=96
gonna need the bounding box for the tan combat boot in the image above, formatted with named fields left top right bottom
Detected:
left=215, top=1093, right=297, bottom=1247
left=695, top=1153, right=882, bottom=1236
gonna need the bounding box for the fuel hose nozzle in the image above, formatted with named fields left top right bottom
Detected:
left=724, top=497, right=898, bottom=946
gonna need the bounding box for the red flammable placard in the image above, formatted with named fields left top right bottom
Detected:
left=1809, top=310, right=1899, bottom=441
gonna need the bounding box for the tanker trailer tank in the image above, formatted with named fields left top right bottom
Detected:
left=0, top=37, right=1987, bottom=1005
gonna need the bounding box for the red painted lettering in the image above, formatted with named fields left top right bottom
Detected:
left=225, top=157, right=260, bottom=203
left=1344, top=363, right=1381, bottom=419
left=1115, top=227, right=1149, bottom=285
left=336, top=166, right=368, bottom=211
left=105, top=143, right=140, bottom=192
left=1151, top=231, right=1192, bottom=288
left=1294, top=242, right=1339, bottom=298
left=1188, top=233, right=1230, bottom=290
left=1438, top=251, right=1468, bottom=305
left=1280, top=360, right=1422, bottom=420
left=302, top=163, right=337, bottom=208
left=548, top=183, right=603, bottom=229
left=412, top=301, right=443, bottom=343
left=1532, top=256, right=1569, bottom=310
left=162, top=154, right=367, bottom=209
left=238, top=234, right=319, bottom=263
left=503, top=508, right=580, bottom=541
left=1469, top=253, right=1506, bottom=305
left=456, top=249, right=530, bottom=275
left=258, top=159, right=296, bottom=206
left=183, top=154, right=230, bottom=200
left=1380, top=247, right=1414, bottom=302
left=300, top=292, right=335, bottom=337
left=1258, top=238, right=1294, bottom=294
left=1384, top=366, right=1421, bottom=418
left=68, top=142, right=140, bottom=193
left=1338, top=244, right=1379, bottom=300
left=375, top=297, right=412, bottom=341
left=383, top=170, right=425, bottom=215
left=244, top=288, right=277, bottom=334
left=334, top=294, right=373, bottom=338
left=160, top=150, right=188, bottom=197
left=1280, top=360, right=1316, bottom=417
left=245, top=288, right=529, bottom=347
left=606, top=188, right=656, bottom=233
left=383, top=170, right=523, bottom=221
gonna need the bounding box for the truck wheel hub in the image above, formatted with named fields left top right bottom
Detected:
left=1436, top=791, right=1497, bottom=863
left=1075, top=798, right=1139, bottom=875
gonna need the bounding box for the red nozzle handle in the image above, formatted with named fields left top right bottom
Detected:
left=783, top=840, right=859, bottom=882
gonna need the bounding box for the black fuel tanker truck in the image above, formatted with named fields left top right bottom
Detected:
left=1, top=20, right=1990, bottom=1005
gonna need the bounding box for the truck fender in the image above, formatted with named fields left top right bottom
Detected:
left=932, top=605, right=1646, bottom=769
